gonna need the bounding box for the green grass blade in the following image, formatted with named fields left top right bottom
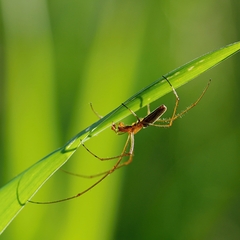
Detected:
left=83, top=41, right=240, bottom=139
left=0, top=141, right=81, bottom=234
left=0, top=41, right=240, bottom=234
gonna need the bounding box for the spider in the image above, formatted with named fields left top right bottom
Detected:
left=29, top=76, right=210, bottom=204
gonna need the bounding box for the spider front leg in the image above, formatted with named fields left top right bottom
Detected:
left=90, top=102, right=103, bottom=119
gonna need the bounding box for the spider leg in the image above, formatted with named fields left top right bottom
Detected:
left=90, top=102, right=103, bottom=119
left=28, top=133, right=134, bottom=204
left=150, top=79, right=211, bottom=127
left=81, top=140, right=130, bottom=161
left=62, top=133, right=134, bottom=179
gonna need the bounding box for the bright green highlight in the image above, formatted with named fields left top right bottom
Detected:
left=0, top=41, right=240, bottom=234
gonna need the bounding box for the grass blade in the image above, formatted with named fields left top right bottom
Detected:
left=0, top=41, right=240, bottom=234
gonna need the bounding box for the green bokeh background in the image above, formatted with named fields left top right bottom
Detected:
left=1, top=1, right=240, bottom=239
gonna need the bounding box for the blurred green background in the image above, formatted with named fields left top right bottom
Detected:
left=1, top=0, right=240, bottom=239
